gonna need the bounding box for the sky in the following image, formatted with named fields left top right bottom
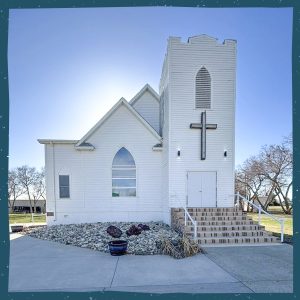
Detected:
left=8, top=7, right=292, bottom=170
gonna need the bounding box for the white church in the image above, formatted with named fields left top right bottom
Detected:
left=39, top=35, right=237, bottom=227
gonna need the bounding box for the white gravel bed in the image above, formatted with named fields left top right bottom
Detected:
left=25, top=221, right=182, bottom=255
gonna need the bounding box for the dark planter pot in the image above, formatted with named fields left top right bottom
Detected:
left=108, top=240, right=128, bottom=256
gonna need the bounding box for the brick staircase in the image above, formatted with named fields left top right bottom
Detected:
left=171, top=207, right=280, bottom=245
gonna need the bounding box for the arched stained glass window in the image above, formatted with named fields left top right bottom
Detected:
left=195, top=67, right=211, bottom=109
left=112, top=147, right=136, bottom=197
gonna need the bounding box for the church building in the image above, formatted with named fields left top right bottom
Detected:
left=39, top=35, right=236, bottom=226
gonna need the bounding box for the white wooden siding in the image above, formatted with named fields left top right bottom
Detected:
left=43, top=34, right=236, bottom=226
left=159, top=47, right=171, bottom=224
left=45, top=103, right=163, bottom=225
left=161, top=36, right=236, bottom=208
left=131, top=90, right=160, bottom=133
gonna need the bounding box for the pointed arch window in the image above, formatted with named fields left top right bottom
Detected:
left=112, top=147, right=136, bottom=197
left=195, top=67, right=211, bottom=109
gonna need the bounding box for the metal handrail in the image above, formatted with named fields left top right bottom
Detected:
left=173, top=195, right=198, bottom=240
left=235, top=192, right=285, bottom=243
left=183, top=208, right=198, bottom=240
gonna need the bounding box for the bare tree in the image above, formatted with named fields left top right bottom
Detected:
left=16, top=166, right=37, bottom=214
left=259, top=136, right=292, bottom=214
left=235, top=134, right=292, bottom=214
left=32, top=168, right=46, bottom=213
left=8, top=169, right=25, bottom=212
left=235, top=156, right=272, bottom=211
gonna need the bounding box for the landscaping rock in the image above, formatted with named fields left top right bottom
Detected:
left=126, top=225, right=142, bottom=236
left=138, top=224, right=150, bottom=231
left=25, top=221, right=183, bottom=256
left=106, top=225, right=122, bottom=238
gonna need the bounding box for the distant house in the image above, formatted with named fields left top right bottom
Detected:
left=242, top=196, right=281, bottom=212
left=9, top=199, right=46, bottom=213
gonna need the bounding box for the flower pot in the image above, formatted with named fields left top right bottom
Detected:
left=108, top=240, right=128, bottom=256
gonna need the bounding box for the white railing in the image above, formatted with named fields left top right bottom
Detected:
left=172, top=195, right=198, bottom=240
left=183, top=208, right=198, bottom=240
left=235, top=192, right=285, bottom=243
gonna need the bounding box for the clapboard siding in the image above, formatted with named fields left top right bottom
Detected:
left=162, top=36, right=236, bottom=208
left=43, top=34, right=236, bottom=226
left=132, top=90, right=160, bottom=133
left=45, top=103, right=163, bottom=225
left=159, top=49, right=171, bottom=224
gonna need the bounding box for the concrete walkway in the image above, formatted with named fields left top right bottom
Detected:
left=9, top=234, right=293, bottom=293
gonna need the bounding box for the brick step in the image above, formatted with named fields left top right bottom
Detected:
left=185, top=230, right=272, bottom=238
left=196, top=236, right=280, bottom=245
left=184, top=220, right=257, bottom=226
left=185, top=207, right=239, bottom=213
left=184, top=224, right=266, bottom=232
left=177, top=216, right=250, bottom=222
left=175, top=211, right=245, bottom=217
left=173, top=207, right=239, bottom=214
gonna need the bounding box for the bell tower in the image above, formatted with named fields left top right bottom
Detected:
left=159, top=35, right=236, bottom=214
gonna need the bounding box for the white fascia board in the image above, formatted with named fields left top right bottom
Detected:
left=37, top=139, right=78, bottom=144
left=123, top=101, right=162, bottom=141
left=129, top=84, right=160, bottom=106
left=75, top=98, right=126, bottom=147
left=76, top=98, right=161, bottom=147
left=74, top=145, right=95, bottom=151
left=152, top=146, right=163, bottom=151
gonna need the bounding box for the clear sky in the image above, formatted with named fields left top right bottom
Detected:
left=8, top=7, right=292, bottom=170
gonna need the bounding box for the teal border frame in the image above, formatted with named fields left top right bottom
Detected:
left=0, top=1, right=298, bottom=299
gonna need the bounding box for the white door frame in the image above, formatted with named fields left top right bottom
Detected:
left=186, top=171, right=217, bottom=207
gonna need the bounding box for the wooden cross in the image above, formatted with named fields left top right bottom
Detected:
left=190, top=111, right=217, bottom=160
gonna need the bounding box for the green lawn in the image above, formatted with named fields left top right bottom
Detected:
left=9, top=213, right=46, bottom=224
left=247, top=211, right=293, bottom=236
left=267, top=206, right=293, bottom=215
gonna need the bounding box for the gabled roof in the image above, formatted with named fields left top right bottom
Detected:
left=129, top=84, right=159, bottom=106
left=76, top=97, right=161, bottom=147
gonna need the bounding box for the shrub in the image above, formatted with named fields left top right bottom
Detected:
left=157, top=234, right=200, bottom=259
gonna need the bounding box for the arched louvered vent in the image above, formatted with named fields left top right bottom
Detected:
left=195, top=67, right=211, bottom=109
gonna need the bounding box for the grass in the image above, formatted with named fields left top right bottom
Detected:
left=267, top=206, right=293, bottom=215
left=9, top=213, right=46, bottom=224
left=247, top=211, right=293, bottom=236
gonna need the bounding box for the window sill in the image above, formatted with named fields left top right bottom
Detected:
left=111, top=196, right=138, bottom=199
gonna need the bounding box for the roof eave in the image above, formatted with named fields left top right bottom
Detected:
left=74, top=145, right=95, bottom=151
left=38, top=139, right=78, bottom=145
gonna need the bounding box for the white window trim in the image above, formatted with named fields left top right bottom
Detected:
left=58, top=174, right=71, bottom=199
left=112, top=148, right=137, bottom=198
left=195, top=67, right=212, bottom=110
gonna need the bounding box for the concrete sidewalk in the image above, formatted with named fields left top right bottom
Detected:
left=9, top=234, right=293, bottom=293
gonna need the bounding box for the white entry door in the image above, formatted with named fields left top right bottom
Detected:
left=187, top=172, right=217, bottom=207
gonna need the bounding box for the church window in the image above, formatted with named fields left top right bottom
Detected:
left=59, top=175, right=70, bottom=198
left=195, top=67, right=211, bottom=109
left=112, top=147, right=136, bottom=197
